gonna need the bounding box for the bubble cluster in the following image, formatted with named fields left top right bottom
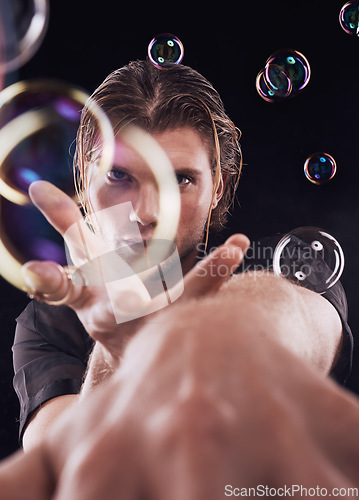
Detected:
left=339, top=1, right=359, bottom=35
left=273, top=227, right=344, bottom=294
left=0, top=0, right=49, bottom=73
left=304, top=152, right=337, bottom=185
left=148, top=33, right=184, bottom=69
left=256, top=49, right=311, bottom=102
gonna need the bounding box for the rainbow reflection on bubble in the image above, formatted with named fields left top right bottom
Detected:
left=273, top=227, right=344, bottom=294
left=255, top=65, right=292, bottom=103
left=0, top=0, right=49, bottom=73
left=0, top=79, right=115, bottom=290
left=148, top=33, right=184, bottom=69
left=256, top=49, right=311, bottom=103
left=304, top=152, right=337, bottom=185
left=0, top=80, right=87, bottom=205
left=339, top=1, right=359, bottom=35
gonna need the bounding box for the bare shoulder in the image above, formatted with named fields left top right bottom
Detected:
left=222, top=271, right=341, bottom=328
left=219, top=271, right=343, bottom=372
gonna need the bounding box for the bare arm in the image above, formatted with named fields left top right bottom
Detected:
left=21, top=233, right=249, bottom=450
left=3, top=271, right=357, bottom=498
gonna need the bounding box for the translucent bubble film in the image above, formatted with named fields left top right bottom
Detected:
left=304, top=152, right=337, bottom=185
left=148, top=33, right=184, bottom=69
left=273, top=227, right=344, bottom=294
left=339, top=1, right=359, bottom=35
left=256, top=49, right=311, bottom=102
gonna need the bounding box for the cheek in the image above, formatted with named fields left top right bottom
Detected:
left=179, top=188, right=212, bottom=230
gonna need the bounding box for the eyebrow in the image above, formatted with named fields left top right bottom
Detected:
left=111, top=164, right=203, bottom=177
left=173, top=167, right=203, bottom=177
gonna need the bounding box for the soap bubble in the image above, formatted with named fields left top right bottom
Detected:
left=0, top=123, right=181, bottom=294
left=0, top=79, right=114, bottom=205
left=266, top=49, right=311, bottom=94
left=304, top=152, right=337, bottom=185
left=0, top=79, right=116, bottom=290
left=0, top=0, right=49, bottom=73
left=0, top=195, right=66, bottom=264
left=256, top=49, right=310, bottom=102
left=273, top=227, right=344, bottom=294
left=339, top=1, right=359, bottom=35
left=255, top=65, right=291, bottom=103
left=148, top=33, right=184, bottom=69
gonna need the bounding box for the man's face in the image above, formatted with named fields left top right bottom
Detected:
left=86, top=127, right=221, bottom=274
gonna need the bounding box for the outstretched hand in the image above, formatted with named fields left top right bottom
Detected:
left=1, top=286, right=359, bottom=499
left=22, top=180, right=250, bottom=356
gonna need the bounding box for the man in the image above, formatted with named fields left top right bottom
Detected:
left=4, top=60, right=357, bottom=495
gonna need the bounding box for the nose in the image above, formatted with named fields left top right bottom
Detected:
left=129, top=184, right=159, bottom=230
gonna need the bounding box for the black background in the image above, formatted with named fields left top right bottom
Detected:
left=1, top=0, right=359, bottom=459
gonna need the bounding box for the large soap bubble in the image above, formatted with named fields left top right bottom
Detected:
left=0, top=79, right=115, bottom=290
left=0, top=0, right=49, bottom=73
left=273, top=227, right=344, bottom=294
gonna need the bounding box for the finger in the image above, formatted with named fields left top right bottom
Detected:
left=29, top=180, right=83, bottom=236
left=181, top=233, right=250, bottom=300
left=29, top=180, right=108, bottom=263
left=22, top=260, right=83, bottom=306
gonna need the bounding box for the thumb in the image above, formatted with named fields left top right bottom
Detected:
left=22, top=260, right=83, bottom=306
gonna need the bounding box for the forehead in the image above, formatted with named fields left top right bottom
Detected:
left=113, top=127, right=212, bottom=171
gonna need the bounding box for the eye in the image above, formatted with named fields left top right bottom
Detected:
left=107, top=168, right=131, bottom=183
left=176, top=173, right=192, bottom=186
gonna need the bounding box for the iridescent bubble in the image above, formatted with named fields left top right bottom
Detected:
left=257, top=49, right=311, bottom=102
left=0, top=79, right=115, bottom=290
left=0, top=0, right=49, bottom=73
left=273, top=227, right=344, bottom=294
left=0, top=80, right=85, bottom=205
left=255, top=65, right=291, bottom=102
left=148, top=33, right=184, bottom=69
left=0, top=79, right=115, bottom=205
left=265, top=49, right=311, bottom=94
left=339, top=1, right=359, bottom=35
left=304, top=152, right=337, bottom=185
left=0, top=195, right=66, bottom=265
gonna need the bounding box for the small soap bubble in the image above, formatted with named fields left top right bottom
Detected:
left=148, top=33, right=184, bottom=69
left=304, top=152, right=337, bottom=185
left=265, top=64, right=292, bottom=97
left=339, top=1, right=359, bottom=35
left=265, top=49, right=311, bottom=94
left=0, top=0, right=49, bottom=73
left=255, top=69, right=289, bottom=103
left=257, top=49, right=310, bottom=102
left=273, top=227, right=344, bottom=294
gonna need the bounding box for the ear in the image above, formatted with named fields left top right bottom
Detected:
left=211, top=172, right=226, bottom=209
